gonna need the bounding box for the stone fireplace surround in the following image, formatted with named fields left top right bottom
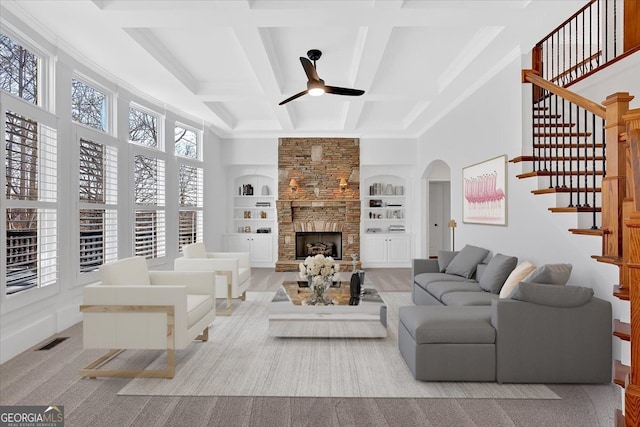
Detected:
left=275, top=138, right=360, bottom=272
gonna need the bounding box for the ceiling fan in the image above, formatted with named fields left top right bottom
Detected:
left=278, top=49, right=365, bottom=105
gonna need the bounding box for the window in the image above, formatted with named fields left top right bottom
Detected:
left=4, top=110, right=57, bottom=294
left=129, top=107, right=158, bottom=148
left=175, top=125, right=198, bottom=159
left=78, top=138, right=117, bottom=272
left=178, top=164, right=203, bottom=251
left=72, top=79, right=107, bottom=132
left=0, top=33, right=38, bottom=104
left=134, top=154, right=165, bottom=259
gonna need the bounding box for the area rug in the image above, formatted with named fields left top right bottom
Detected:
left=118, top=292, right=559, bottom=399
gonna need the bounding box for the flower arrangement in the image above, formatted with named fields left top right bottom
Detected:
left=299, top=254, right=339, bottom=304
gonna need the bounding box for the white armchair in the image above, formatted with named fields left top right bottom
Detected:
left=80, top=256, right=223, bottom=379
left=174, top=242, right=251, bottom=315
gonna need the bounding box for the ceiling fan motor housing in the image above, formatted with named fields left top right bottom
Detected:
left=307, top=49, right=322, bottom=61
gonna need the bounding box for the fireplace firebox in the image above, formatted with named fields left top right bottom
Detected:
left=295, top=232, right=342, bottom=260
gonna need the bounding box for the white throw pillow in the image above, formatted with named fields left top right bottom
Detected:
left=499, top=261, right=536, bottom=298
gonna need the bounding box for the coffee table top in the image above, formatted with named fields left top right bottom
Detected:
left=277, top=281, right=383, bottom=306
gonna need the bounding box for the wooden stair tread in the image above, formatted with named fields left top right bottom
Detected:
left=517, top=170, right=604, bottom=179
left=533, top=187, right=601, bottom=195
left=533, top=142, right=603, bottom=148
left=511, top=155, right=604, bottom=162
left=534, top=132, right=593, bottom=137
left=533, top=123, right=575, bottom=127
left=548, top=206, right=601, bottom=213
left=613, top=285, right=630, bottom=300
left=568, top=228, right=605, bottom=236
left=614, top=319, right=631, bottom=341
left=614, top=360, right=630, bottom=388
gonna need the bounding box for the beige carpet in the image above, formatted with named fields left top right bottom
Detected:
left=118, top=292, right=559, bottom=399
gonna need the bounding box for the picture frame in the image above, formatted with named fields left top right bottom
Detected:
left=462, top=155, right=507, bottom=225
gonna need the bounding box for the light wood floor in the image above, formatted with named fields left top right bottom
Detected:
left=0, top=268, right=620, bottom=427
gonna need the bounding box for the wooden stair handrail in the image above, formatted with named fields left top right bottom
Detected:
left=522, top=70, right=606, bottom=119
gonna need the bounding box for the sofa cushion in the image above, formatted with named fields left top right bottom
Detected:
left=238, top=267, right=250, bottom=285
left=414, top=272, right=473, bottom=290
left=523, top=263, right=572, bottom=285
left=186, top=294, right=214, bottom=328
left=499, top=261, right=536, bottom=298
left=437, top=250, right=459, bottom=272
left=510, top=282, right=594, bottom=307
left=445, top=245, right=490, bottom=279
left=399, top=306, right=494, bottom=344
left=183, top=242, right=208, bottom=258
left=99, top=256, right=150, bottom=286
left=478, top=253, right=518, bottom=294
left=441, top=291, right=499, bottom=306
left=426, top=281, right=483, bottom=300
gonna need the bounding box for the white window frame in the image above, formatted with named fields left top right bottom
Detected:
left=71, top=74, right=111, bottom=134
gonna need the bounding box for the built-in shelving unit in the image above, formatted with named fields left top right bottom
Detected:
left=361, top=173, right=412, bottom=267
left=225, top=173, right=276, bottom=267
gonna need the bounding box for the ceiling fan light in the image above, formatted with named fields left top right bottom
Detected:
left=308, top=87, right=325, bottom=97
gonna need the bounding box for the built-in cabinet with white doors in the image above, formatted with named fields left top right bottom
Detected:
left=224, top=173, right=276, bottom=267
left=361, top=172, right=412, bottom=267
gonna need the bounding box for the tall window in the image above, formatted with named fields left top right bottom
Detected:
left=134, top=154, right=165, bottom=259
left=79, top=138, right=117, bottom=272
left=178, top=164, right=203, bottom=251
left=0, top=33, right=38, bottom=104
left=175, top=125, right=198, bottom=159
left=71, top=79, right=107, bottom=132
left=4, top=111, right=57, bottom=294
left=129, top=107, right=158, bottom=148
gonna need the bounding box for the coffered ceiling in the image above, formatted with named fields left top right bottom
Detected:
left=2, top=0, right=583, bottom=138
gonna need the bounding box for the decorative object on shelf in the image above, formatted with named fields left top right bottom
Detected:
left=299, top=254, right=339, bottom=305
left=388, top=224, right=405, bottom=233
left=244, top=226, right=251, bottom=233
left=289, top=179, right=298, bottom=193
left=369, top=199, right=383, bottom=207
left=339, top=178, right=348, bottom=192
left=366, top=228, right=382, bottom=233
left=260, top=211, right=267, bottom=219
left=448, top=219, right=457, bottom=250
left=244, top=210, right=252, bottom=219
left=255, top=201, right=271, bottom=207
left=242, top=184, right=254, bottom=196
left=385, top=184, right=394, bottom=195
left=462, top=155, right=507, bottom=225
left=395, top=185, right=404, bottom=195
left=257, top=227, right=271, bottom=233
left=261, top=185, right=270, bottom=196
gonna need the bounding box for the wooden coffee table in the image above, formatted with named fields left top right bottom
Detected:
left=268, top=281, right=387, bottom=338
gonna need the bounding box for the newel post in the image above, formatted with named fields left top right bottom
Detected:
left=601, top=93, right=634, bottom=259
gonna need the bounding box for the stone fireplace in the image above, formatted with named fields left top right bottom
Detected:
left=275, top=138, right=360, bottom=272
left=296, top=231, right=342, bottom=259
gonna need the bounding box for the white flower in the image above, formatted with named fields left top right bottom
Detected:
left=299, top=254, right=339, bottom=283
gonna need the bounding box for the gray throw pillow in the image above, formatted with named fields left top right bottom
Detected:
left=437, top=250, right=459, bottom=272
left=478, top=253, right=518, bottom=294
left=510, top=281, right=593, bottom=307
left=523, top=263, right=572, bottom=285
left=445, top=245, right=490, bottom=279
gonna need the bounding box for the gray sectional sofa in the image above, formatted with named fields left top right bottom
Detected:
left=399, top=244, right=613, bottom=383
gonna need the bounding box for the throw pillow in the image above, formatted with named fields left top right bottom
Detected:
left=510, top=281, right=593, bottom=307
left=499, top=261, right=536, bottom=298
left=437, top=250, right=459, bottom=272
left=478, top=253, right=518, bottom=294
left=445, top=244, right=490, bottom=279
left=523, top=263, right=572, bottom=285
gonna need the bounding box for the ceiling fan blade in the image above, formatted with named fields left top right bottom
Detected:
left=279, top=89, right=308, bottom=105
left=325, top=86, right=365, bottom=96
left=300, top=57, right=320, bottom=81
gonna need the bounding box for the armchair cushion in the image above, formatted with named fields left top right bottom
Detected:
left=183, top=242, right=207, bottom=258
left=187, top=294, right=214, bottom=328
left=510, top=282, right=594, bottom=307
left=99, top=256, right=150, bottom=286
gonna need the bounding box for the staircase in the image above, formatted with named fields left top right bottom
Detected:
left=510, top=88, right=605, bottom=233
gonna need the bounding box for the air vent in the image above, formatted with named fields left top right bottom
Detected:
left=36, top=337, right=69, bottom=351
